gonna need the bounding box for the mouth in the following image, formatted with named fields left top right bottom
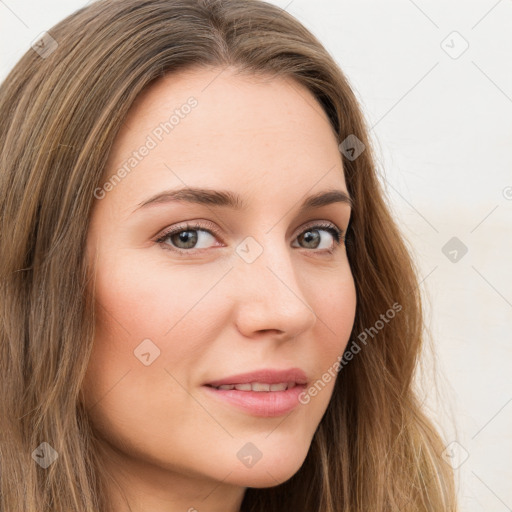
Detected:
left=202, top=368, right=308, bottom=417
left=203, top=367, right=308, bottom=388
left=205, top=381, right=300, bottom=392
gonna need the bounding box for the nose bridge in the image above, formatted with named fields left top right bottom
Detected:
left=237, top=230, right=297, bottom=292
left=230, top=231, right=316, bottom=337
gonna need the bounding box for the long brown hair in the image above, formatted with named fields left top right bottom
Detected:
left=0, top=1, right=457, bottom=510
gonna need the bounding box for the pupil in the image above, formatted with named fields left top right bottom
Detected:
left=302, top=230, right=319, bottom=248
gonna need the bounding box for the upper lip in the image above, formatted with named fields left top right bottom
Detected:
left=204, top=368, right=308, bottom=387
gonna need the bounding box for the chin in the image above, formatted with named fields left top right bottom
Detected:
left=229, top=450, right=308, bottom=488
left=236, top=465, right=303, bottom=488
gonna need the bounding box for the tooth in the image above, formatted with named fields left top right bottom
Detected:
left=215, top=382, right=293, bottom=392
left=251, top=382, right=270, bottom=392
left=269, top=383, right=287, bottom=391
left=234, top=383, right=252, bottom=391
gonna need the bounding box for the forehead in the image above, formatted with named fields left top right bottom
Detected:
left=101, top=66, right=348, bottom=211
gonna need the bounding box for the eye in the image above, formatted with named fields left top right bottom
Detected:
left=292, top=221, right=344, bottom=253
left=155, top=221, right=222, bottom=254
left=155, top=220, right=344, bottom=255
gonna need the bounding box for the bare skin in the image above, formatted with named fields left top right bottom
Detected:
left=82, top=65, right=357, bottom=512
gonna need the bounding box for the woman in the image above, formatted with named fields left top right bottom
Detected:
left=0, top=0, right=457, bottom=511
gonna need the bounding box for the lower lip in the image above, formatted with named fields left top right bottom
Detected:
left=202, top=384, right=306, bottom=417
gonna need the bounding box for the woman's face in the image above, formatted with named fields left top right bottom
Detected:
left=83, top=66, right=356, bottom=509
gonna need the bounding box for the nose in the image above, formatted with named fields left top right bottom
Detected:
left=229, top=237, right=317, bottom=341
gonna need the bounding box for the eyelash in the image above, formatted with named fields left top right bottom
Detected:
left=154, top=220, right=345, bottom=256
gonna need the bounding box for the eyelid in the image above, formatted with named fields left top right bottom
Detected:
left=298, top=219, right=343, bottom=237
left=155, top=219, right=222, bottom=242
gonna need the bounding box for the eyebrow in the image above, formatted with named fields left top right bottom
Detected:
left=132, top=187, right=353, bottom=214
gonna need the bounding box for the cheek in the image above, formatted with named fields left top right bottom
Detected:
left=81, top=251, right=232, bottom=462
left=319, top=270, right=356, bottom=333
left=82, top=250, right=232, bottom=399
left=306, top=268, right=357, bottom=397
left=306, top=258, right=357, bottom=346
